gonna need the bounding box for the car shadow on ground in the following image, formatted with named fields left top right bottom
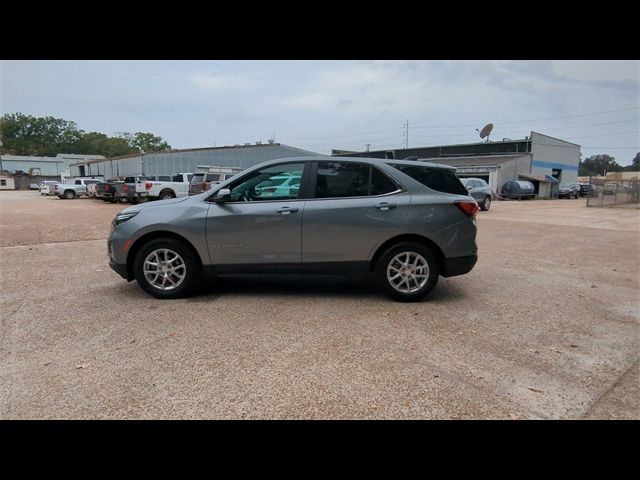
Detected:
left=108, top=273, right=469, bottom=303
left=188, top=274, right=470, bottom=303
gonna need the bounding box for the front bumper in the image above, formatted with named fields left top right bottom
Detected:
left=441, top=254, right=477, bottom=277
left=109, top=259, right=131, bottom=280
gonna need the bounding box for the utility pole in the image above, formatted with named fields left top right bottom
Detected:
left=403, top=119, right=409, bottom=149
left=365, top=144, right=370, bottom=152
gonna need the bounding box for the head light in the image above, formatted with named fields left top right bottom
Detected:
left=113, top=211, right=139, bottom=226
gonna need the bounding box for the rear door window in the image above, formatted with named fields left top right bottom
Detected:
left=206, top=174, right=221, bottom=182
left=316, top=162, right=370, bottom=198
left=371, top=167, right=400, bottom=195
left=314, top=162, right=398, bottom=199
left=390, top=164, right=467, bottom=195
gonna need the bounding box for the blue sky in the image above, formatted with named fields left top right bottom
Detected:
left=1, top=60, right=638, bottom=164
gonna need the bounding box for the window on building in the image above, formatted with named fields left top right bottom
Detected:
left=0, top=179, right=6, bottom=186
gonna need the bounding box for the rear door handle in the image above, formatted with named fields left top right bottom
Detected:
left=276, top=206, right=299, bottom=215
left=375, top=202, right=397, bottom=211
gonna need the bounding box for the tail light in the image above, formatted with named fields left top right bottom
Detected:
left=123, top=184, right=129, bottom=192
left=201, top=182, right=207, bottom=190
left=455, top=200, right=479, bottom=217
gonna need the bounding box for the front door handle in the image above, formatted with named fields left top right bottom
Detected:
left=375, top=202, right=397, bottom=211
left=276, top=206, right=299, bottom=215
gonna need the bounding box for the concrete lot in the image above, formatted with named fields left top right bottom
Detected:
left=1, top=191, right=638, bottom=419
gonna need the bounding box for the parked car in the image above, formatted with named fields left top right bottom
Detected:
left=254, top=172, right=302, bottom=198
left=143, top=173, right=193, bottom=200
left=460, top=177, right=492, bottom=211
left=115, top=176, right=151, bottom=204
left=188, top=169, right=242, bottom=196
left=53, top=178, right=100, bottom=199
left=29, top=183, right=40, bottom=190
left=108, top=157, right=478, bottom=301
left=39, top=181, right=60, bottom=195
left=578, top=183, right=596, bottom=197
left=95, top=180, right=118, bottom=203
left=556, top=183, right=580, bottom=199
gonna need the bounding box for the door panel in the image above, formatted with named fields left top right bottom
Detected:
left=206, top=200, right=305, bottom=265
left=205, top=161, right=309, bottom=268
left=301, top=192, right=411, bottom=264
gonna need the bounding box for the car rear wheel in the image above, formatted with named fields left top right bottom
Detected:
left=134, top=238, right=199, bottom=299
left=376, top=242, right=440, bottom=302
left=160, top=190, right=176, bottom=200
left=64, top=190, right=75, bottom=199
left=481, top=196, right=491, bottom=211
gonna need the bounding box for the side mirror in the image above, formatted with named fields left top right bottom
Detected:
left=213, top=188, right=231, bottom=203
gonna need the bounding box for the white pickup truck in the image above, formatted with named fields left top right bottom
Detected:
left=53, top=178, right=102, bottom=199
left=142, top=173, right=193, bottom=200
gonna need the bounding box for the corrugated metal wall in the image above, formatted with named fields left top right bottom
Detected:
left=1, top=159, right=64, bottom=176
left=84, top=144, right=323, bottom=178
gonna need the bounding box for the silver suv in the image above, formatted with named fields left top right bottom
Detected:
left=108, top=157, right=479, bottom=301
left=460, top=177, right=492, bottom=211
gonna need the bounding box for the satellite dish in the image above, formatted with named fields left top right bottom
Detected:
left=477, top=123, right=494, bottom=142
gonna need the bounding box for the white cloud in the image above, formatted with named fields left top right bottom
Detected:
left=189, top=72, right=254, bottom=90
left=550, top=60, right=639, bottom=83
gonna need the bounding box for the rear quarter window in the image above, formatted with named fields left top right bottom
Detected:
left=390, top=164, right=467, bottom=196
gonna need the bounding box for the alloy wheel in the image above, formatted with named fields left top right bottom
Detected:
left=386, top=252, right=430, bottom=293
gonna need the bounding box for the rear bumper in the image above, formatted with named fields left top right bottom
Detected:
left=441, top=254, right=477, bottom=277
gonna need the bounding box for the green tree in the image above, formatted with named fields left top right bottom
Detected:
left=116, top=131, right=171, bottom=153
left=625, top=152, right=640, bottom=171
left=579, top=154, right=623, bottom=176
left=0, top=113, right=80, bottom=156
left=0, top=113, right=171, bottom=158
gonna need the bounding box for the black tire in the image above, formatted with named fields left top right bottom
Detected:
left=133, top=237, right=200, bottom=299
left=480, top=195, right=491, bottom=211
left=64, top=190, right=75, bottom=199
left=159, top=190, right=176, bottom=200
left=375, top=242, right=440, bottom=302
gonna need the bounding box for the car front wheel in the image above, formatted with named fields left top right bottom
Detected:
left=481, top=196, right=491, bottom=211
left=376, top=242, right=440, bottom=302
left=133, top=238, right=199, bottom=299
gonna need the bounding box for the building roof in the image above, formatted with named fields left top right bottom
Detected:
left=101, top=142, right=316, bottom=162
left=56, top=153, right=106, bottom=160
left=419, top=154, right=531, bottom=167
left=0, top=155, right=61, bottom=163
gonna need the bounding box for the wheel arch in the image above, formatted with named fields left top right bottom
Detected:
left=369, top=234, right=445, bottom=272
left=158, top=188, right=176, bottom=198
left=126, top=230, right=203, bottom=279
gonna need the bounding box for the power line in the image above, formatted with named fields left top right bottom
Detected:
left=410, top=118, right=639, bottom=139
left=282, top=127, right=402, bottom=141
left=411, top=106, right=640, bottom=129
left=565, top=131, right=639, bottom=140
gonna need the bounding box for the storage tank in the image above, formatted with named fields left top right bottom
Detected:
left=501, top=180, right=536, bottom=199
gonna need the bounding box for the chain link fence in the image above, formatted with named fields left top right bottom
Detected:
left=586, top=177, right=640, bottom=207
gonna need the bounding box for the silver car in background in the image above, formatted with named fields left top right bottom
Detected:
left=460, top=177, right=492, bottom=211
left=108, top=157, right=479, bottom=302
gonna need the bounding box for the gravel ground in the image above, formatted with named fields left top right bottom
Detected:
left=1, top=191, right=638, bottom=419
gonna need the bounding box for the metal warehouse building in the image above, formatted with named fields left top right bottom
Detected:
left=70, top=143, right=323, bottom=179
left=0, top=154, right=105, bottom=177
left=334, top=131, right=580, bottom=199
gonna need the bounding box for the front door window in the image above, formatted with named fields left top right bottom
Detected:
left=228, top=163, right=305, bottom=202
